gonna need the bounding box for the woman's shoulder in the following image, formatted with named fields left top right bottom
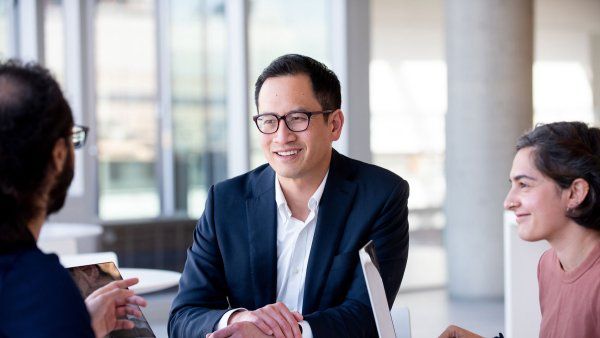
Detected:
left=537, top=247, right=556, bottom=278
left=1, top=246, right=66, bottom=283
left=0, top=247, right=94, bottom=338
left=1, top=247, right=84, bottom=308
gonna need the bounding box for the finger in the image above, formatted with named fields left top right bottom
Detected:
left=113, top=319, right=135, bottom=331
left=252, top=317, right=273, bottom=336
left=95, top=288, right=135, bottom=310
left=91, top=278, right=137, bottom=296
left=292, top=311, right=303, bottom=321
left=125, top=304, right=143, bottom=318
left=210, top=323, right=239, bottom=338
left=113, top=277, right=140, bottom=289
left=256, top=309, right=285, bottom=338
left=87, top=282, right=118, bottom=298
left=272, top=303, right=300, bottom=338
left=115, top=304, right=143, bottom=318
left=262, top=307, right=293, bottom=338
left=104, top=288, right=135, bottom=306
left=126, top=295, right=148, bottom=307
left=116, top=305, right=127, bottom=318
left=438, top=325, right=458, bottom=338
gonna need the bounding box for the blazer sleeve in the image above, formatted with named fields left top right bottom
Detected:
left=168, top=185, right=230, bottom=338
left=304, top=179, right=410, bottom=338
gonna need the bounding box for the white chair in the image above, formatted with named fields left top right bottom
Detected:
left=59, top=251, right=119, bottom=268
left=38, top=223, right=103, bottom=255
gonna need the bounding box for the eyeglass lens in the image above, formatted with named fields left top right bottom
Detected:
left=72, top=125, right=88, bottom=149
left=256, top=112, right=310, bottom=133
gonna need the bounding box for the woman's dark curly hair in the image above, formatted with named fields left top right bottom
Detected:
left=516, top=121, right=600, bottom=230
left=0, top=60, right=73, bottom=251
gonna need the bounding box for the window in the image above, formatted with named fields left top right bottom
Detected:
left=44, top=0, right=64, bottom=86
left=371, top=0, right=446, bottom=231
left=0, top=0, right=9, bottom=59
left=170, top=0, right=227, bottom=218
left=248, top=0, right=331, bottom=168
left=96, top=0, right=159, bottom=219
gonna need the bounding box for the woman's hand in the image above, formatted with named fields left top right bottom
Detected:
left=85, top=278, right=147, bottom=338
left=438, top=325, right=483, bottom=338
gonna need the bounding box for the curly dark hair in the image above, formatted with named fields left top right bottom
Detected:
left=0, top=60, right=73, bottom=251
left=516, top=121, right=600, bottom=230
left=254, top=54, right=341, bottom=117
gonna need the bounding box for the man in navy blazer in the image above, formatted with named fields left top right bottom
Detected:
left=168, top=54, right=409, bottom=338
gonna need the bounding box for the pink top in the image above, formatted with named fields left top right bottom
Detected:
left=538, top=242, right=600, bottom=338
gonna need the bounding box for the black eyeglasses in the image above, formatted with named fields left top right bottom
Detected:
left=72, top=125, right=89, bottom=149
left=252, top=110, right=334, bottom=134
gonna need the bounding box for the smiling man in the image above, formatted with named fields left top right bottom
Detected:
left=168, top=54, right=410, bottom=338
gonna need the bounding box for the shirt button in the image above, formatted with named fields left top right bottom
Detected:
left=293, top=268, right=300, bottom=275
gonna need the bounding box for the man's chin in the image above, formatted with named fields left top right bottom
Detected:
left=272, top=166, right=302, bottom=181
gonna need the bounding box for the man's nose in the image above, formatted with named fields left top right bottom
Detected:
left=274, top=119, right=294, bottom=143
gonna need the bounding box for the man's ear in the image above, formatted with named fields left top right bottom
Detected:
left=568, top=178, right=590, bottom=209
left=329, top=109, right=344, bottom=141
left=52, top=138, right=68, bottom=173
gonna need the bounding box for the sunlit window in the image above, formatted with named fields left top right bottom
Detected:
left=0, top=0, right=9, bottom=58
left=96, top=0, right=159, bottom=220
left=44, top=0, right=64, bottom=86
left=370, top=59, right=447, bottom=230
left=248, top=0, right=331, bottom=168
left=533, top=61, right=594, bottom=124
left=170, top=0, right=227, bottom=218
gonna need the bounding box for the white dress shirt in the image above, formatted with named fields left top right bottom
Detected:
left=216, top=172, right=329, bottom=338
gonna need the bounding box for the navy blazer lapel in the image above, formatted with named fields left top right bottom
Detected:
left=303, top=151, right=357, bottom=314
left=246, top=167, right=278, bottom=308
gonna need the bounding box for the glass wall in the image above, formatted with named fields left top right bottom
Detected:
left=370, top=0, right=600, bottom=230
left=371, top=0, right=446, bottom=231
left=533, top=0, right=599, bottom=125
left=0, top=0, right=10, bottom=58
left=7, top=0, right=340, bottom=222
left=248, top=0, right=331, bottom=168
left=96, top=0, right=159, bottom=219
left=44, top=0, right=64, bottom=86
left=170, top=0, right=227, bottom=218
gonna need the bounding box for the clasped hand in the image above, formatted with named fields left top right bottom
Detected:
left=85, top=277, right=147, bottom=338
left=209, top=302, right=303, bottom=338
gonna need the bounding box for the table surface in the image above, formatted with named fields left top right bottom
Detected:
left=120, top=268, right=181, bottom=294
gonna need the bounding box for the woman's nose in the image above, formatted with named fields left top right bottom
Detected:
left=503, top=191, right=519, bottom=210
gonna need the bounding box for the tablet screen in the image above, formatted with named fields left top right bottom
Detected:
left=68, top=262, right=156, bottom=338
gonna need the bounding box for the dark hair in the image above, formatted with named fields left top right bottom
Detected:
left=254, top=54, right=341, bottom=115
left=0, top=59, right=73, bottom=250
left=516, top=121, right=600, bottom=230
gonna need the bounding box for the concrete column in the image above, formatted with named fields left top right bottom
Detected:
left=330, top=0, right=371, bottom=163
left=226, top=0, right=250, bottom=177
left=445, top=0, right=533, bottom=299
left=51, top=0, right=99, bottom=224
left=592, top=34, right=600, bottom=125
left=16, top=0, right=44, bottom=63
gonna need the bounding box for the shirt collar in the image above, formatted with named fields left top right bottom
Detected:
left=275, top=171, right=329, bottom=218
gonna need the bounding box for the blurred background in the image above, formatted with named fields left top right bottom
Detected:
left=3, top=0, right=599, bottom=336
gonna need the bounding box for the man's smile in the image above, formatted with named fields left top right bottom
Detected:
left=274, top=149, right=302, bottom=157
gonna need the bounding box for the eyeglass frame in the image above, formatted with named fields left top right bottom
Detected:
left=252, top=110, right=335, bottom=134
left=72, top=124, right=89, bottom=149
